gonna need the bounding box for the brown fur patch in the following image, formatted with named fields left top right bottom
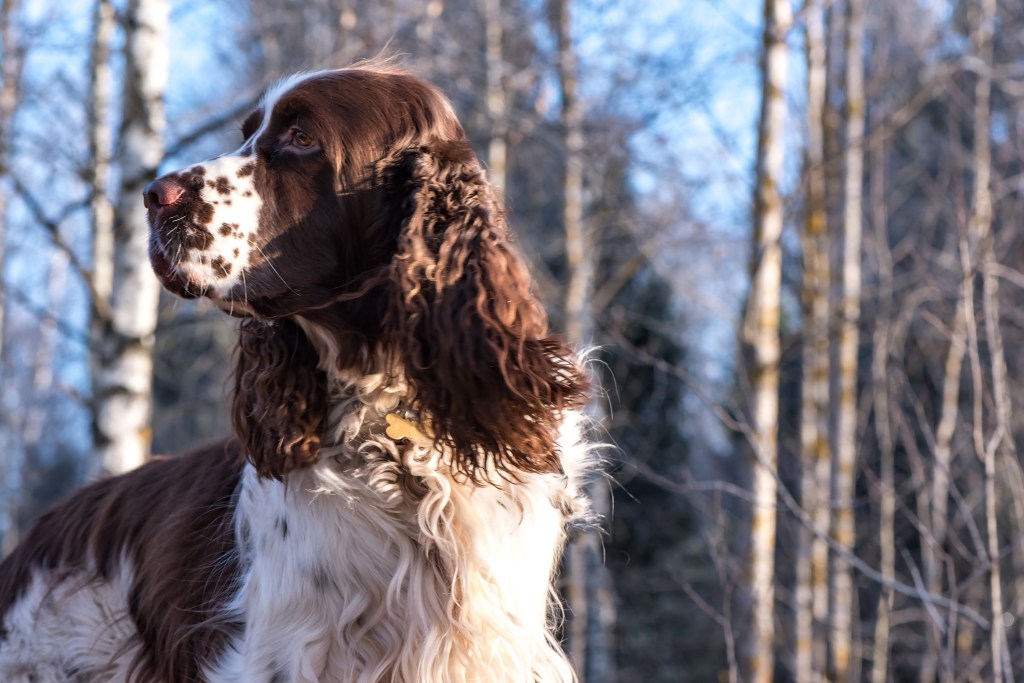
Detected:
left=195, top=200, right=214, bottom=226
left=232, top=319, right=327, bottom=480
left=0, top=441, right=244, bottom=681
left=185, top=225, right=214, bottom=250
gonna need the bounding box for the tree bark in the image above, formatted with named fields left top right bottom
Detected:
left=922, top=296, right=964, bottom=683
left=88, top=0, right=115, bottom=306
left=970, top=0, right=1009, bottom=678
left=550, top=1, right=615, bottom=681
left=483, top=0, right=507, bottom=195
left=87, top=0, right=116, bottom=475
left=94, top=0, right=168, bottom=475
left=830, top=0, right=864, bottom=676
left=552, top=0, right=589, bottom=350
left=869, top=118, right=894, bottom=683
left=796, top=1, right=829, bottom=680
left=743, top=1, right=791, bottom=681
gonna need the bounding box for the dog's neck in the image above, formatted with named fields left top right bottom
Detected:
left=320, top=368, right=418, bottom=451
left=291, top=317, right=432, bottom=472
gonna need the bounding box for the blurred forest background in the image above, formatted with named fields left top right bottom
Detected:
left=2, top=0, right=1024, bottom=680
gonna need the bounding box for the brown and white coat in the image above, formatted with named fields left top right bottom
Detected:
left=0, top=63, right=593, bottom=683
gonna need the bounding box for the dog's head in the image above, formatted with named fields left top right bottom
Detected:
left=145, top=64, right=588, bottom=482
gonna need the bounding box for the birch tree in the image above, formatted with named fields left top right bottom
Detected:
left=830, top=0, right=864, bottom=675
left=920, top=135, right=968, bottom=679
left=94, top=0, right=168, bottom=475
left=968, top=0, right=1010, bottom=676
left=87, top=0, right=116, bottom=472
left=550, top=0, right=615, bottom=680
left=742, top=1, right=790, bottom=680
left=869, top=113, right=894, bottom=683
left=923, top=230, right=966, bottom=683
left=482, top=0, right=507, bottom=194
left=88, top=0, right=114, bottom=307
left=795, top=1, right=830, bottom=679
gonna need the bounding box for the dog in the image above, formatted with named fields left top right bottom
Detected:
left=0, top=62, right=593, bottom=682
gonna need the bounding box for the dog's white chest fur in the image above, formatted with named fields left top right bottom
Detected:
left=0, top=413, right=586, bottom=683
left=208, top=415, right=586, bottom=683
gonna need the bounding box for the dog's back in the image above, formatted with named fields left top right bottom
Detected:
left=0, top=442, right=242, bottom=682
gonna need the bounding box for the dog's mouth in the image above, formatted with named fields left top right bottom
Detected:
left=148, top=213, right=249, bottom=303
left=148, top=239, right=200, bottom=300
left=149, top=235, right=268, bottom=321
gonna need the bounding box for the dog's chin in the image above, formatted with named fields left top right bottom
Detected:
left=149, top=246, right=266, bottom=319
left=149, top=247, right=200, bottom=300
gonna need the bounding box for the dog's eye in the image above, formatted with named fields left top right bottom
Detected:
left=291, top=128, right=314, bottom=148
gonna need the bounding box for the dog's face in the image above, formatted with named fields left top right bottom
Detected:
left=145, top=69, right=460, bottom=319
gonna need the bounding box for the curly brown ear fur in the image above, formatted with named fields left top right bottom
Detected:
left=388, top=139, right=590, bottom=481
left=232, top=318, right=328, bottom=480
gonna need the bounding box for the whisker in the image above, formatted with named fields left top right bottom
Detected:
left=240, top=268, right=249, bottom=314
left=253, top=244, right=298, bottom=295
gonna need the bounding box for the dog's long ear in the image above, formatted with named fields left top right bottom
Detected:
left=387, top=139, right=589, bottom=481
left=232, top=318, right=328, bottom=480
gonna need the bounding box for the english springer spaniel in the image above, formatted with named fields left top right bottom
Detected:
left=0, top=62, right=592, bottom=682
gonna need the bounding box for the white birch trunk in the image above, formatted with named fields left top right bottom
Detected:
left=796, top=2, right=829, bottom=679
left=970, top=0, right=1009, bottom=678
left=830, top=0, right=864, bottom=675
left=87, top=0, right=116, bottom=475
left=483, top=0, right=507, bottom=195
left=551, top=1, right=615, bottom=681
left=94, top=0, right=168, bottom=475
left=89, top=0, right=115, bottom=307
left=869, top=124, right=894, bottom=683
left=922, top=297, right=964, bottom=683
left=743, top=1, right=790, bottom=681
left=555, top=3, right=589, bottom=350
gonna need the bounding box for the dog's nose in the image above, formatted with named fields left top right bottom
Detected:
left=143, top=177, right=186, bottom=208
